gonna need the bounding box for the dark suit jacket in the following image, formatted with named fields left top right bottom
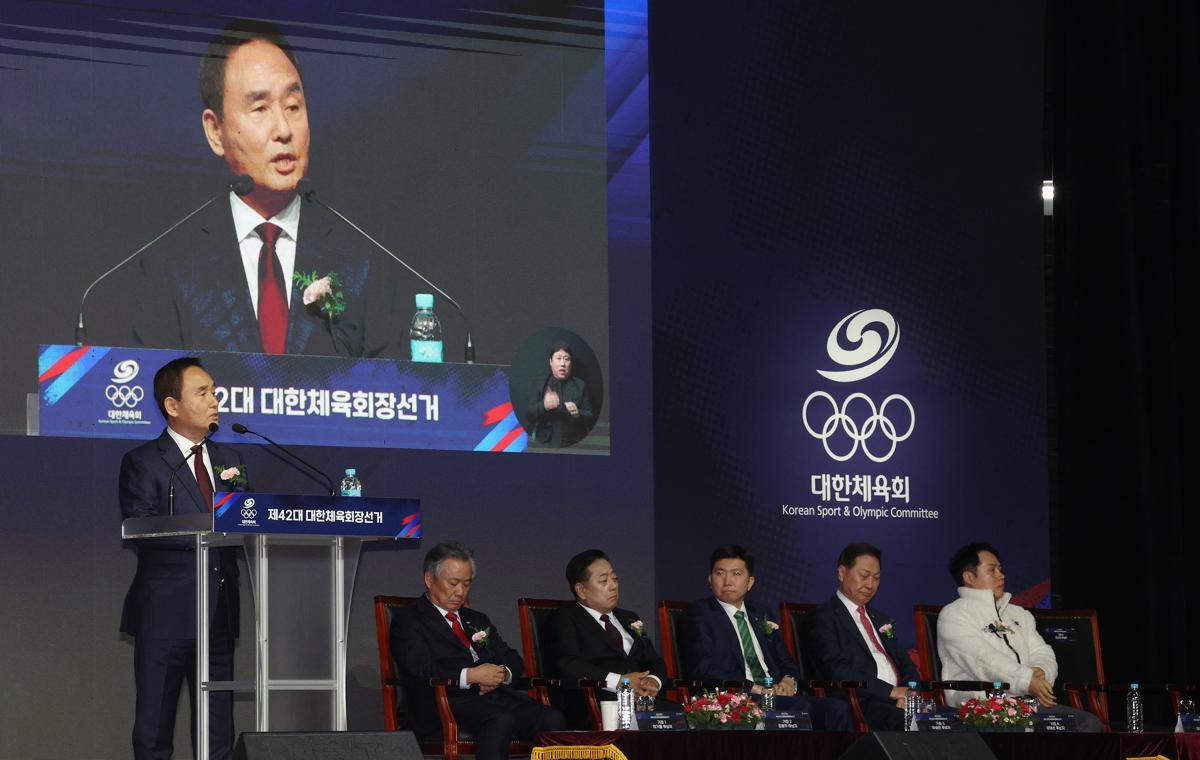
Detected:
left=679, top=596, right=797, bottom=683
left=125, top=199, right=397, bottom=357
left=807, top=595, right=919, bottom=702
left=389, top=595, right=526, bottom=740
left=547, top=603, right=667, bottom=698
left=118, top=430, right=244, bottom=640
left=527, top=375, right=593, bottom=447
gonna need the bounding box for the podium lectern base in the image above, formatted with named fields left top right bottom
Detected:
left=234, top=730, right=421, bottom=759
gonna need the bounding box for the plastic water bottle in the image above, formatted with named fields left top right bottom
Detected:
left=339, top=468, right=362, bottom=497
left=904, top=680, right=920, bottom=731
left=762, top=675, right=776, bottom=712
left=617, top=677, right=635, bottom=729
left=409, top=293, right=443, bottom=362
left=1127, top=683, right=1143, bottom=732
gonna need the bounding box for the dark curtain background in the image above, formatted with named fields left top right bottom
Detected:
left=1047, top=0, right=1200, bottom=711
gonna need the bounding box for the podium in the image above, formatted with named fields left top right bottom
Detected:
left=122, top=492, right=421, bottom=760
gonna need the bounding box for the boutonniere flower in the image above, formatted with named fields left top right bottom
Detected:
left=629, top=620, right=647, bottom=637
left=294, top=270, right=345, bottom=319
left=759, top=618, right=780, bottom=637
left=214, top=464, right=247, bottom=489
left=985, top=622, right=1015, bottom=636
left=469, top=626, right=490, bottom=648
left=878, top=622, right=895, bottom=639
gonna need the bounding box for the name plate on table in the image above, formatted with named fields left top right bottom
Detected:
left=764, top=711, right=812, bottom=731
left=636, top=711, right=687, bottom=731
left=1177, top=714, right=1200, bottom=733
left=213, top=492, right=420, bottom=539
left=37, top=344, right=534, bottom=453
left=916, top=713, right=958, bottom=732
left=1034, top=713, right=1077, bottom=732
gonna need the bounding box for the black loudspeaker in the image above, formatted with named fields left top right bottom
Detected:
left=839, top=731, right=999, bottom=760
left=233, top=730, right=422, bottom=760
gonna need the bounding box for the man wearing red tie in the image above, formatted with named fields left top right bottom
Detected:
left=808, top=543, right=921, bottom=730
left=390, top=541, right=565, bottom=760
left=128, top=20, right=395, bottom=357
left=119, top=357, right=246, bottom=759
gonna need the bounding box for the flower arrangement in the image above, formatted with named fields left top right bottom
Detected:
left=985, top=622, right=1015, bottom=635
left=214, top=464, right=247, bottom=489
left=958, top=694, right=1036, bottom=730
left=878, top=622, right=895, bottom=639
left=683, top=690, right=765, bottom=729
left=293, top=270, right=345, bottom=319
left=629, top=620, right=646, bottom=637
left=759, top=617, right=780, bottom=637
left=469, top=626, right=490, bottom=648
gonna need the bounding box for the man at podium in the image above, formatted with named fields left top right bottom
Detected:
left=118, top=357, right=245, bottom=760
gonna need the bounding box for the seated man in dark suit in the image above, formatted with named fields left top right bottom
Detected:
left=808, top=543, right=920, bottom=730
left=546, top=549, right=674, bottom=728
left=679, top=544, right=854, bottom=731
left=119, top=357, right=245, bottom=760
left=390, top=541, right=564, bottom=760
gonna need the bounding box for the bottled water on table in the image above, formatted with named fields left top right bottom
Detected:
left=616, top=677, right=635, bottom=729
left=904, top=680, right=920, bottom=731
left=1127, top=682, right=1143, bottom=732
left=762, top=675, right=775, bottom=712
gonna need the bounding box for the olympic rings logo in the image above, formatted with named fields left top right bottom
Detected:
left=105, top=384, right=144, bottom=408
left=241, top=507, right=257, bottom=520
left=801, top=391, right=915, bottom=463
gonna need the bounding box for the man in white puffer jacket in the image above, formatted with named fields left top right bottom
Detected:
left=937, top=543, right=1102, bottom=732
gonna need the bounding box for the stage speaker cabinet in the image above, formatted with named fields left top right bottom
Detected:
left=839, top=731, right=999, bottom=760
left=233, top=730, right=422, bottom=760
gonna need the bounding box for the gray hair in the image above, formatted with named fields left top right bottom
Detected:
left=423, top=541, right=477, bottom=579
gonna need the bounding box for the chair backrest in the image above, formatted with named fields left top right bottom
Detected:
left=779, top=602, right=820, bottom=680
left=912, top=604, right=944, bottom=680
left=1028, top=609, right=1105, bottom=685
left=517, top=597, right=568, bottom=678
left=373, top=594, right=420, bottom=731
left=656, top=600, right=691, bottom=679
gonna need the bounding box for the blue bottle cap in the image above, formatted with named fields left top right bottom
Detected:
left=1130, top=683, right=1140, bottom=689
left=345, top=468, right=356, bottom=475
left=415, top=293, right=434, bottom=309
left=621, top=677, right=631, bottom=685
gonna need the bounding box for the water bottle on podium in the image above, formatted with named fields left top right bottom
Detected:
left=339, top=468, right=362, bottom=497
left=1127, top=683, right=1143, bottom=732
left=762, top=675, right=776, bottom=712
left=410, top=293, right=443, bottom=362
left=904, top=680, right=920, bottom=731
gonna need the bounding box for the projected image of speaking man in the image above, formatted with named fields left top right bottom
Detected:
left=128, top=19, right=395, bottom=357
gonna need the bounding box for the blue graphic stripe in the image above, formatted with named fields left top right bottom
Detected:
left=503, top=427, right=528, bottom=453
left=473, top=412, right=521, bottom=452
left=37, top=344, right=75, bottom=376
left=42, top=346, right=111, bottom=405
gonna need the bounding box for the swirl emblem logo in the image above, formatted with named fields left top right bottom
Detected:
left=105, top=360, right=145, bottom=410
left=817, top=308, right=898, bottom=383
left=803, top=309, right=914, bottom=462
left=243, top=498, right=256, bottom=508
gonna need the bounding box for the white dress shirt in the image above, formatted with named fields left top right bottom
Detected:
left=836, top=590, right=897, bottom=686
left=230, top=192, right=300, bottom=316
left=716, top=598, right=770, bottom=680
left=165, top=426, right=212, bottom=496
left=428, top=598, right=511, bottom=690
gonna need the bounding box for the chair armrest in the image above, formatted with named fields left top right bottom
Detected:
left=933, top=680, right=1010, bottom=693
left=427, top=677, right=455, bottom=687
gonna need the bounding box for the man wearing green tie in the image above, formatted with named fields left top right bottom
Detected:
left=678, top=544, right=854, bottom=731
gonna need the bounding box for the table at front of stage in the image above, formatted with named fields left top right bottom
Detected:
left=535, top=730, right=1200, bottom=760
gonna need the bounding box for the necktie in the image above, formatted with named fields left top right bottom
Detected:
left=733, top=610, right=768, bottom=684
left=192, top=444, right=214, bottom=510
left=600, top=613, right=625, bottom=653
left=445, top=611, right=473, bottom=649
left=858, top=605, right=900, bottom=682
left=255, top=222, right=288, bottom=354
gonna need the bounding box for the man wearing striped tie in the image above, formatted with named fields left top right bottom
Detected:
left=679, top=544, right=854, bottom=731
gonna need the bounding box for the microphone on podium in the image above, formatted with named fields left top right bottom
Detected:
left=167, top=422, right=220, bottom=516
left=231, top=422, right=336, bottom=496
left=74, top=176, right=254, bottom=346
left=295, top=178, right=476, bottom=363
